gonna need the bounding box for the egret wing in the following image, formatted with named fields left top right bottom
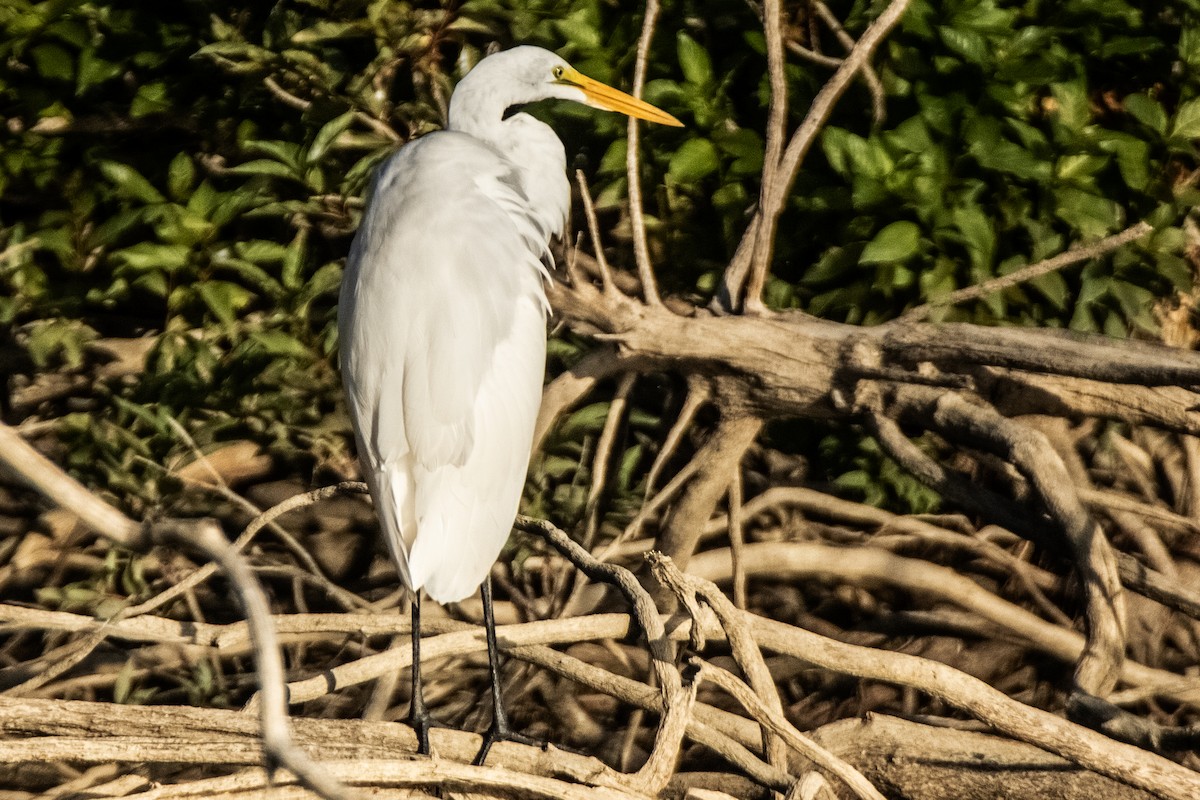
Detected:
left=339, top=133, right=549, bottom=598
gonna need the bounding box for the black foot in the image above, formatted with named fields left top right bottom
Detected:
left=473, top=576, right=554, bottom=765
left=472, top=720, right=548, bottom=765
left=408, top=705, right=433, bottom=756
left=408, top=703, right=453, bottom=756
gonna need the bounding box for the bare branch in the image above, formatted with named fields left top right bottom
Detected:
left=626, top=0, right=664, bottom=307
left=534, top=346, right=645, bottom=454
left=693, top=661, right=885, bottom=800
left=811, top=0, right=887, bottom=126
left=722, top=0, right=912, bottom=311
left=575, top=169, right=614, bottom=292
left=0, top=421, right=349, bottom=800
left=584, top=372, right=637, bottom=548
left=902, top=221, right=1154, bottom=323
left=704, top=602, right=1200, bottom=799
left=682, top=543, right=1195, bottom=705
left=654, top=414, right=763, bottom=571
left=0, top=423, right=142, bottom=546
left=645, top=376, right=709, bottom=494
left=886, top=386, right=1126, bottom=696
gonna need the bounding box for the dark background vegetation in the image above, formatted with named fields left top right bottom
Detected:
left=6, top=0, right=1200, bottom=518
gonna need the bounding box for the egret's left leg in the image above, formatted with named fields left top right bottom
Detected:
left=407, top=592, right=435, bottom=755
left=472, top=575, right=543, bottom=765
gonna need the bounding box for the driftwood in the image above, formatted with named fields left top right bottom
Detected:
left=812, top=714, right=1162, bottom=800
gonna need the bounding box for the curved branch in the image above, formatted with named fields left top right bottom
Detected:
left=626, top=0, right=664, bottom=307
left=0, top=422, right=348, bottom=800
left=722, top=0, right=912, bottom=311
left=885, top=386, right=1126, bottom=696
left=901, top=221, right=1153, bottom=323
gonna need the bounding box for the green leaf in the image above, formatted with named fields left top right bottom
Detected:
left=282, top=227, right=308, bottom=291
left=1181, top=26, right=1200, bottom=68
left=1077, top=274, right=1111, bottom=306
left=130, top=81, right=170, bottom=117
left=711, top=182, right=748, bottom=212
left=1053, top=188, right=1121, bottom=238
left=25, top=320, right=96, bottom=368
left=597, top=139, right=627, bottom=174
left=822, top=127, right=888, bottom=179
left=821, top=128, right=852, bottom=176
left=194, top=41, right=276, bottom=67
left=804, top=246, right=857, bottom=284
left=90, top=208, right=152, bottom=248
left=114, top=661, right=136, bottom=705
left=30, top=43, right=73, bottom=81
left=132, top=271, right=169, bottom=297
left=167, top=153, right=195, bottom=201
left=308, top=111, right=356, bottom=164
left=112, top=243, right=191, bottom=273
left=227, top=159, right=302, bottom=181
left=99, top=161, right=165, bottom=204
left=938, top=26, right=988, bottom=65
left=242, top=140, right=304, bottom=170
left=617, top=443, right=645, bottom=493
left=677, top=32, right=713, bottom=86
left=946, top=204, right=995, bottom=272
left=148, top=205, right=214, bottom=247
left=667, top=138, right=719, bottom=182
left=76, top=47, right=121, bottom=93
left=186, top=181, right=220, bottom=218
left=593, top=177, right=627, bottom=210
left=197, top=281, right=255, bottom=325
left=964, top=117, right=1050, bottom=181
left=210, top=253, right=283, bottom=298
left=1029, top=271, right=1069, bottom=310
left=1169, top=97, right=1200, bottom=142
left=644, top=78, right=684, bottom=110
left=294, top=261, right=342, bottom=309
left=234, top=240, right=288, bottom=264
left=1124, top=94, right=1167, bottom=135
left=1056, top=154, right=1109, bottom=184
left=714, top=127, right=764, bottom=176
left=558, top=402, right=612, bottom=439
left=248, top=329, right=311, bottom=358
left=290, top=20, right=370, bottom=44
left=553, top=11, right=602, bottom=49
left=860, top=221, right=921, bottom=265
left=1050, top=81, right=1090, bottom=131
left=1095, top=132, right=1150, bottom=191
left=538, top=455, right=579, bottom=481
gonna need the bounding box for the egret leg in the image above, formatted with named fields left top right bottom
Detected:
left=408, top=592, right=434, bottom=755
left=472, top=575, right=543, bottom=765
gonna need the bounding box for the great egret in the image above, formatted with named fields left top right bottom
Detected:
left=338, top=46, right=681, bottom=762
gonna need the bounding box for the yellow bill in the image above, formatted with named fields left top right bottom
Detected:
left=560, top=67, right=684, bottom=127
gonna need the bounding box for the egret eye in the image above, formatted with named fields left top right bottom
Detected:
left=552, top=65, right=564, bottom=80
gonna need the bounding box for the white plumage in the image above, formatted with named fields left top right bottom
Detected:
left=339, top=46, right=681, bottom=605
left=340, top=132, right=553, bottom=602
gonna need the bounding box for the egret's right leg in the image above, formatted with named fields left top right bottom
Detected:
left=407, top=592, right=434, bottom=755
left=472, top=576, right=544, bottom=765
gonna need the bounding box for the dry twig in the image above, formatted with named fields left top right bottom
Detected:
left=0, top=423, right=348, bottom=800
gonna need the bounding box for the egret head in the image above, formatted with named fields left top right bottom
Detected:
left=450, top=46, right=683, bottom=129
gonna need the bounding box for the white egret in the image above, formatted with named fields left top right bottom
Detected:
left=338, top=45, right=681, bottom=761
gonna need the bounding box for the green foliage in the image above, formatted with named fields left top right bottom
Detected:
left=35, top=548, right=150, bottom=618
left=3, top=0, right=1199, bottom=523
left=826, top=433, right=943, bottom=514
left=794, top=0, right=1200, bottom=329
left=0, top=0, right=446, bottom=501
